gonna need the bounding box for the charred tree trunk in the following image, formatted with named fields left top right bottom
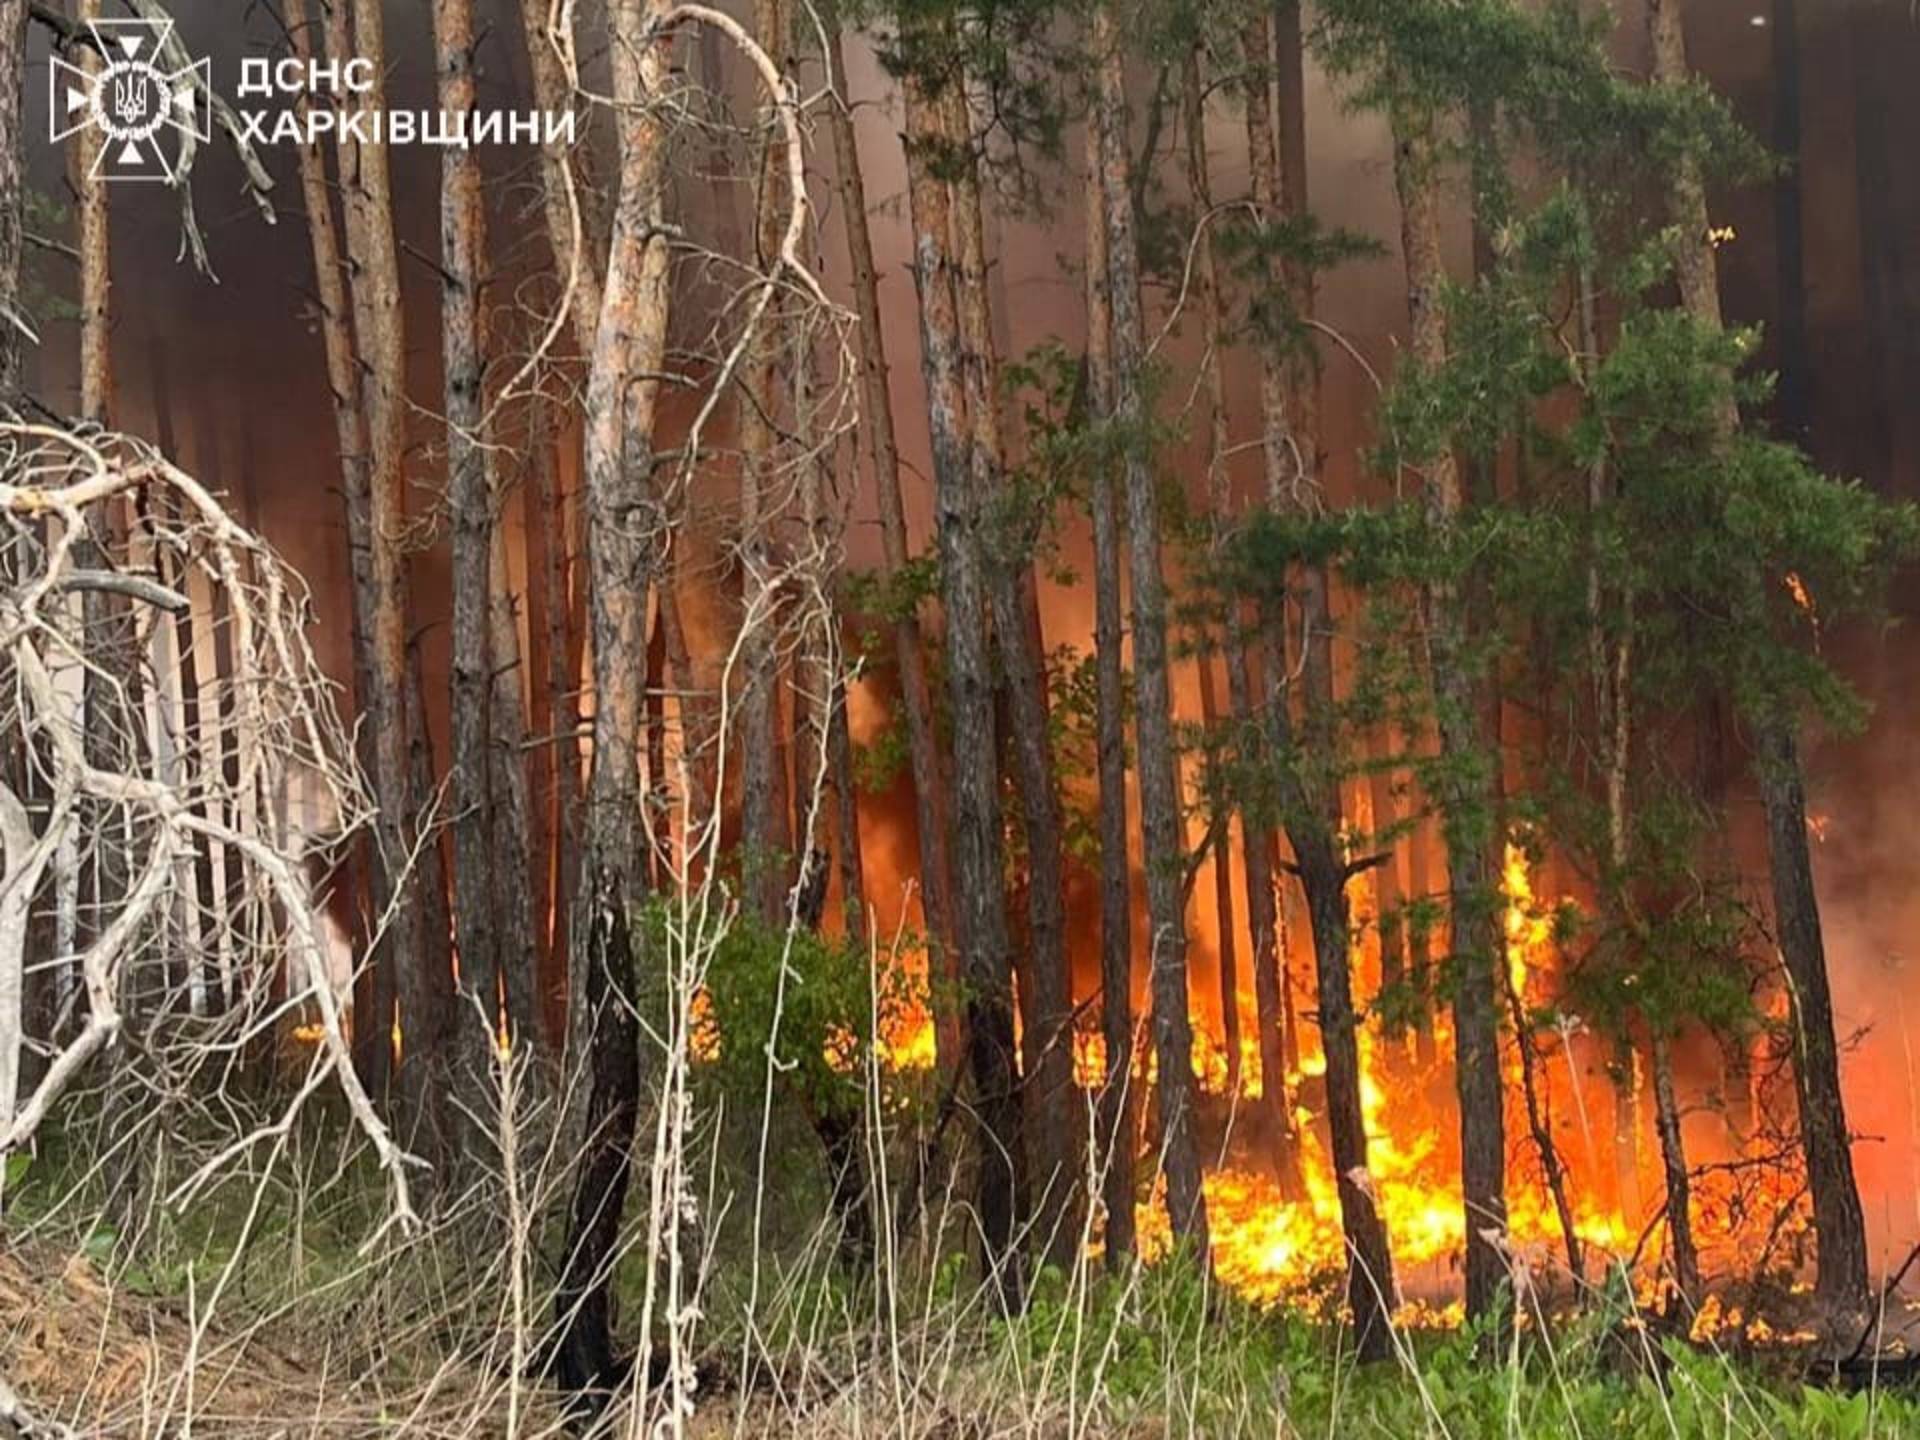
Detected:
left=438, top=0, right=506, bottom=1073
left=902, top=51, right=1025, bottom=1309
left=1246, top=12, right=1394, bottom=1326
left=487, top=521, right=538, bottom=1050
left=1405, top=808, right=1437, bottom=1071
left=824, top=29, right=956, bottom=1068
left=1647, top=0, right=1869, bottom=1316
left=1648, top=1027, right=1700, bottom=1313
left=70, top=11, right=147, bottom=1231
left=552, top=0, right=674, bottom=1407
left=1082, top=109, right=1137, bottom=1270
left=537, top=411, right=580, bottom=1044
left=439, top=0, right=540, bottom=1055
left=1294, top=838, right=1397, bottom=1357
left=1237, top=0, right=1404, bottom=1292
left=1758, top=725, right=1869, bottom=1313
left=941, top=80, right=1077, bottom=1267
left=1504, top=961, right=1583, bottom=1284
left=1094, top=4, right=1207, bottom=1253
left=827, top=671, right=866, bottom=938
left=1262, top=91, right=1388, bottom=1345
left=1391, top=102, right=1508, bottom=1332
left=1368, top=738, right=1411, bottom=1073
left=525, top=406, right=573, bottom=1042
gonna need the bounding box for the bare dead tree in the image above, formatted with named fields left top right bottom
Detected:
left=0, top=419, right=413, bottom=1217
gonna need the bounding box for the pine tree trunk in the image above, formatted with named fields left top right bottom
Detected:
left=0, top=0, right=23, bottom=397
left=519, top=0, right=605, bottom=352
left=1646, top=0, right=1736, bottom=435
left=1094, top=4, right=1206, bottom=1253
left=1406, top=809, right=1437, bottom=1071
left=1368, top=750, right=1407, bottom=1042
left=1391, top=101, right=1508, bottom=1331
left=824, top=31, right=957, bottom=1068
left=287, top=0, right=378, bottom=1070
left=828, top=671, right=866, bottom=939
left=1648, top=0, right=1869, bottom=1316
left=333, top=0, right=433, bottom=1145
left=1246, top=12, right=1395, bottom=1335
left=739, top=0, right=794, bottom=927
left=1184, top=51, right=1304, bottom=1196
left=434, top=15, right=540, bottom=1057
left=902, top=54, right=1025, bottom=1308
left=1082, top=109, right=1137, bottom=1270
left=72, top=2, right=145, bottom=1217
left=1297, top=838, right=1397, bottom=1356
left=536, top=409, right=580, bottom=1045
left=1505, top=960, right=1584, bottom=1283
left=487, top=520, right=538, bottom=1050
left=553, top=0, right=674, bottom=1404
left=1758, top=725, right=1869, bottom=1312
left=1648, top=1027, right=1700, bottom=1312
left=1612, top=1034, right=1644, bottom=1224
left=941, top=81, right=1078, bottom=1266
left=145, top=342, right=221, bottom=1014
left=405, top=649, right=457, bottom=1117
left=438, top=0, right=504, bottom=1074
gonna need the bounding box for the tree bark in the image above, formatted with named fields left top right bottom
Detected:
left=1645, top=0, right=1736, bottom=435
left=1082, top=106, right=1136, bottom=1270
left=738, top=0, right=794, bottom=928
left=902, top=50, right=1025, bottom=1308
left=286, top=0, right=380, bottom=1073
left=438, top=0, right=505, bottom=1072
left=1758, top=725, right=1869, bottom=1312
left=1184, top=50, right=1304, bottom=1196
left=333, top=0, right=434, bottom=1146
left=1240, top=7, right=1404, bottom=1291
left=1648, top=1026, right=1700, bottom=1312
left=553, top=0, right=674, bottom=1403
left=941, top=80, right=1078, bottom=1267
left=1647, top=0, right=1869, bottom=1316
left=1094, top=4, right=1206, bottom=1254
left=823, top=30, right=956, bottom=1067
left=519, top=0, right=606, bottom=354
left=1390, top=101, right=1508, bottom=1331
left=0, top=0, right=24, bottom=397
left=534, top=406, right=579, bottom=1044
left=487, top=521, right=538, bottom=1050
left=1247, top=12, right=1397, bottom=1341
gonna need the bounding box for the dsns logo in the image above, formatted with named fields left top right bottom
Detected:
left=48, top=17, right=209, bottom=182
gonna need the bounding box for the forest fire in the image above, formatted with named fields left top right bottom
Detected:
left=10, top=0, right=1920, bottom=1430
left=1095, top=842, right=1619, bottom=1316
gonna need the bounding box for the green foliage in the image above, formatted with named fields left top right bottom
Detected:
left=989, top=1252, right=1920, bottom=1437
left=691, top=909, right=925, bottom=1121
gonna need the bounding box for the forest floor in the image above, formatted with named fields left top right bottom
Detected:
left=5, top=1220, right=1920, bottom=1439
left=3, top=1107, right=1918, bottom=1438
